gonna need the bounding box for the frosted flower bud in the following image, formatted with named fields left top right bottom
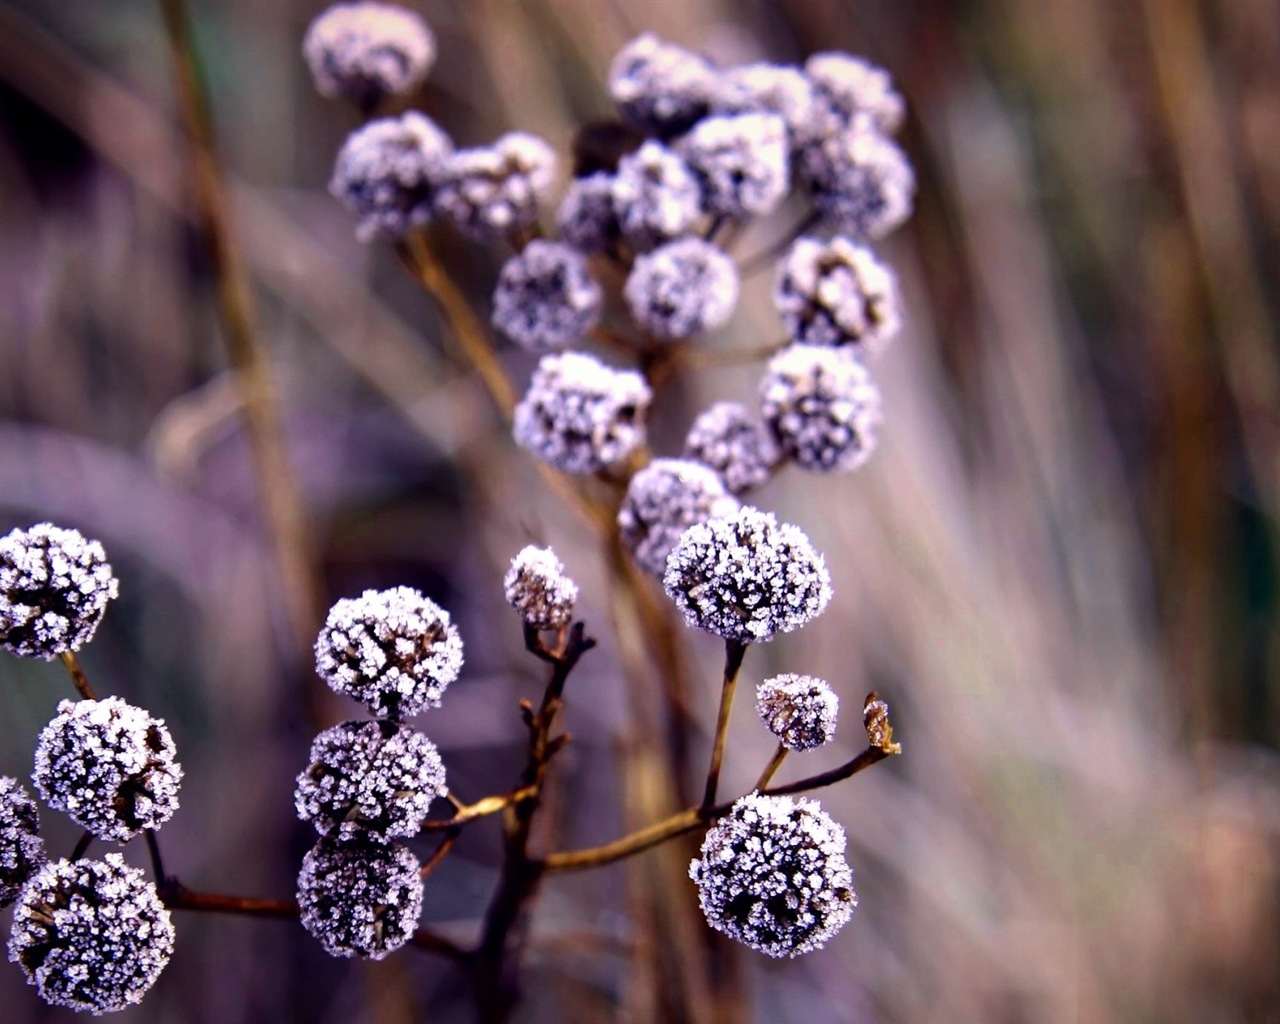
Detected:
left=330, top=112, right=453, bottom=241
left=609, top=33, right=717, bottom=137
left=625, top=237, right=739, bottom=340
left=434, top=132, right=556, bottom=241
left=303, top=1, right=436, bottom=108
left=8, top=853, right=174, bottom=1014
left=492, top=241, right=603, bottom=352
left=0, top=777, right=44, bottom=908
left=799, top=123, right=915, bottom=239
left=295, top=720, right=445, bottom=842
left=0, top=523, right=118, bottom=660
left=556, top=172, right=620, bottom=252
left=683, top=402, right=778, bottom=495
left=315, top=588, right=463, bottom=720
left=712, top=63, right=820, bottom=144
left=613, top=141, right=703, bottom=251
left=689, top=793, right=855, bottom=958
left=618, top=459, right=740, bottom=577
left=32, top=697, right=182, bottom=843
left=760, top=345, right=883, bottom=473
left=513, top=352, right=652, bottom=474
left=664, top=505, right=831, bottom=643
left=804, top=52, right=904, bottom=136
left=504, top=546, right=578, bottom=631
left=756, top=674, right=838, bottom=751
left=298, top=838, right=422, bottom=960
left=773, top=236, right=901, bottom=355
left=677, top=112, right=790, bottom=219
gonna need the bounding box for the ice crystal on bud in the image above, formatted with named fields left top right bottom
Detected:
left=315, top=587, right=463, bottom=720
left=613, top=141, right=703, bottom=251
left=609, top=33, right=717, bottom=137
left=756, top=674, right=839, bottom=751
left=0, top=777, right=43, bottom=908
left=774, top=236, right=901, bottom=355
left=330, top=112, right=452, bottom=241
left=33, top=697, right=182, bottom=843
left=513, top=352, right=652, bottom=474
left=556, top=172, right=619, bottom=252
left=0, top=523, right=118, bottom=660
left=799, top=123, right=915, bottom=240
left=677, top=112, right=790, bottom=219
left=298, top=838, right=423, bottom=960
left=684, top=401, right=778, bottom=495
left=295, top=720, right=445, bottom=842
left=619, top=459, right=740, bottom=577
left=804, top=52, right=904, bottom=136
left=8, top=853, right=174, bottom=1014
left=492, top=241, right=602, bottom=352
left=663, top=506, right=831, bottom=643
left=625, top=237, right=739, bottom=340
left=504, top=546, right=578, bottom=631
left=713, top=63, right=820, bottom=144
left=303, top=1, right=436, bottom=108
left=690, top=793, right=856, bottom=958
left=761, top=345, right=883, bottom=473
left=434, top=132, right=556, bottom=240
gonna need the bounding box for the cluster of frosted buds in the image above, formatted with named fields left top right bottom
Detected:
left=677, top=112, right=790, bottom=219
left=690, top=793, right=856, bottom=958
left=8, top=854, right=175, bottom=1013
left=625, top=238, right=739, bottom=340
left=32, top=697, right=183, bottom=843
left=434, top=132, right=557, bottom=240
left=756, top=674, right=839, bottom=751
left=619, top=459, right=739, bottom=577
left=504, top=545, right=578, bottom=631
left=492, top=241, right=603, bottom=352
left=0, top=523, right=118, bottom=660
left=682, top=402, right=777, bottom=495
left=612, top=141, right=703, bottom=251
left=0, top=778, right=44, bottom=908
left=303, top=1, right=436, bottom=109
left=608, top=33, right=717, bottom=137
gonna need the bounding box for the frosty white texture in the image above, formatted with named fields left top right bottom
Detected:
left=609, top=33, right=717, bottom=136
left=0, top=776, right=43, bottom=908
left=798, top=123, right=915, bottom=239
left=303, top=1, right=436, bottom=106
left=504, top=546, right=578, bottom=630
left=625, top=237, right=739, bottom=340
left=713, top=63, right=820, bottom=144
left=556, top=172, right=619, bottom=252
left=756, top=674, right=839, bottom=751
left=683, top=401, right=777, bottom=495
left=677, top=112, right=790, bottom=218
left=618, top=459, right=740, bottom=577
left=492, top=241, right=602, bottom=352
left=435, top=132, right=556, bottom=240
left=804, top=52, right=905, bottom=136
left=613, top=141, right=703, bottom=250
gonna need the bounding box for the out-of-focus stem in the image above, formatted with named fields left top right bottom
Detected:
left=702, top=640, right=747, bottom=810
left=754, top=743, right=788, bottom=791
left=421, top=786, right=539, bottom=831
left=58, top=651, right=96, bottom=700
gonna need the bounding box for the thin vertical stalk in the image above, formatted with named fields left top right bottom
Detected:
left=58, top=651, right=96, bottom=700
left=754, top=743, right=788, bottom=792
left=702, top=640, right=747, bottom=810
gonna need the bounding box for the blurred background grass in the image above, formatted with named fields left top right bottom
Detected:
left=0, top=0, right=1278, bottom=1021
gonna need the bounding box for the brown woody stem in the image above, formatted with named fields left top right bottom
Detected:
left=754, top=743, right=789, bottom=791
left=702, top=640, right=748, bottom=810
left=58, top=651, right=96, bottom=701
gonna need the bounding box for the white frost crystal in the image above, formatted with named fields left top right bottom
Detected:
left=32, top=697, right=182, bottom=843
left=804, top=51, right=905, bottom=136
left=677, top=112, right=790, bottom=219
left=8, top=853, right=174, bottom=1014
left=712, top=62, right=820, bottom=145
left=435, top=132, right=557, bottom=240
left=683, top=401, right=777, bottom=495
left=690, top=793, right=856, bottom=958
left=0, top=523, right=118, bottom=660
left=303, top=1, right=436, bottom=107
left=756, top=674, right=839, bottom=751
left=619, top=459, right=740, bottom=577
left=609, top=33, right=717, bottom=137
left=492, top=241, right=602, bottom=352
left=315, top=587, right=463, bottom=719
left=625, top=237, right=739, bottom=340
left=0, top=777, right=44, bottom=908
left=504, top=546, right=578, bottom=630
left=798, top=122, right=915, bottom=240
left=613, top=141, right=703, bottom=251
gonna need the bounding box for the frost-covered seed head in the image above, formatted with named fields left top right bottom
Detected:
left=663, top=506, right=831, bottom=643
left=804, top=52, right=904, bottom=136
left=504, top=546, right=578, bottom=631
left=303, top=2, right=436, bottom=108
left=683, top=402, right=778, bottom=495
left=32, top=697, right=182, bottom=843
left=513, top=352, right=652, bottom=474
left=8, top=853, right=174, bottom=1014
left=690, top=793, right=855, bottom=958
left=798, top=123, right=915, bottom=239
left=618, top=460, right=740, bottom=577
left=712, top=63, right=820, bottom=145
left=613, top=141, right=703, bottom=251
left=315, top=587, right=463, bottom=720
left=756, top=674, right=839, bottom=751
left=0, top=777, right=43, bottom=908
left=434, top=132, right=556, bottom=240
left=677, top=112, right=790, bottom=219
left=330, top=112, right=453, bottom=241
left=760, top=345, right=883, bottom=473
left=556, top=172, right=620, bottom=252
left=609, top=33, right=717, bottom=137
left=625, top=237, right=739, bottom=340
left=0, top=523, right=118, bottom=660
left=492, top=241, right=602, bottom=352
left=298, top=838, right=422, bottom=960
left=295, top=720, right=445, bottom=841
left=774, top=236, right=901, bottom=355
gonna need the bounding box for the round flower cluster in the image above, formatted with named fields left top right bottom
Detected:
left=690, top=794, right=856, bottom=958
left=664, top=506, right=831, bottom=643
left=798, top=123, right=914, bottom=240
left=8, top=854, right=174, bottom=1013
left=434, top=131, right=557, bottom=240
left=612, top=141, right=703, bottom=251
left=295, top=719, right=446, bottom=841
left=682, top=402, right=777, bottom=495
left=0, top=777, right=44, bottom=908
left=608, top=33, right=717, bottom=137
left=0, top=523, right=118, bottom=660
left=618, top=459, right=739, bottom=577
left=504, top=545, right=578, bottom=631
left=32, top=697, right=182, bottom=843
left=756, top=674, right=839, bottom=751
left=625, top=237, right=739, bottom=340
left=555, top=172, right=619, bottom=252
left=492, top=241, right=602, bottom=352
left=677, top=112, right=790, bottom=219
left=315, top=586, right=463, bottom=720
left=804, top=51, right=905, bottom=136
left=712, top=63, right=819, bottom=143
left=303, top=1, right=436, bottom=108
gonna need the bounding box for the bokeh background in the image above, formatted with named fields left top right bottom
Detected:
left=1, top=0, right=1278, bottom=1021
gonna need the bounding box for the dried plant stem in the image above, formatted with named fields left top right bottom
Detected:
left=70, top=831, right=95, bottom=861
left=58, top=651, right=96, bottom=700
left=421, top=785, right=539, bottom=831
left=754, top=743, right=789, bottom=791
left=420, top=829, right=460, bottom=880
left=703, top=640, right=748, bottom=809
